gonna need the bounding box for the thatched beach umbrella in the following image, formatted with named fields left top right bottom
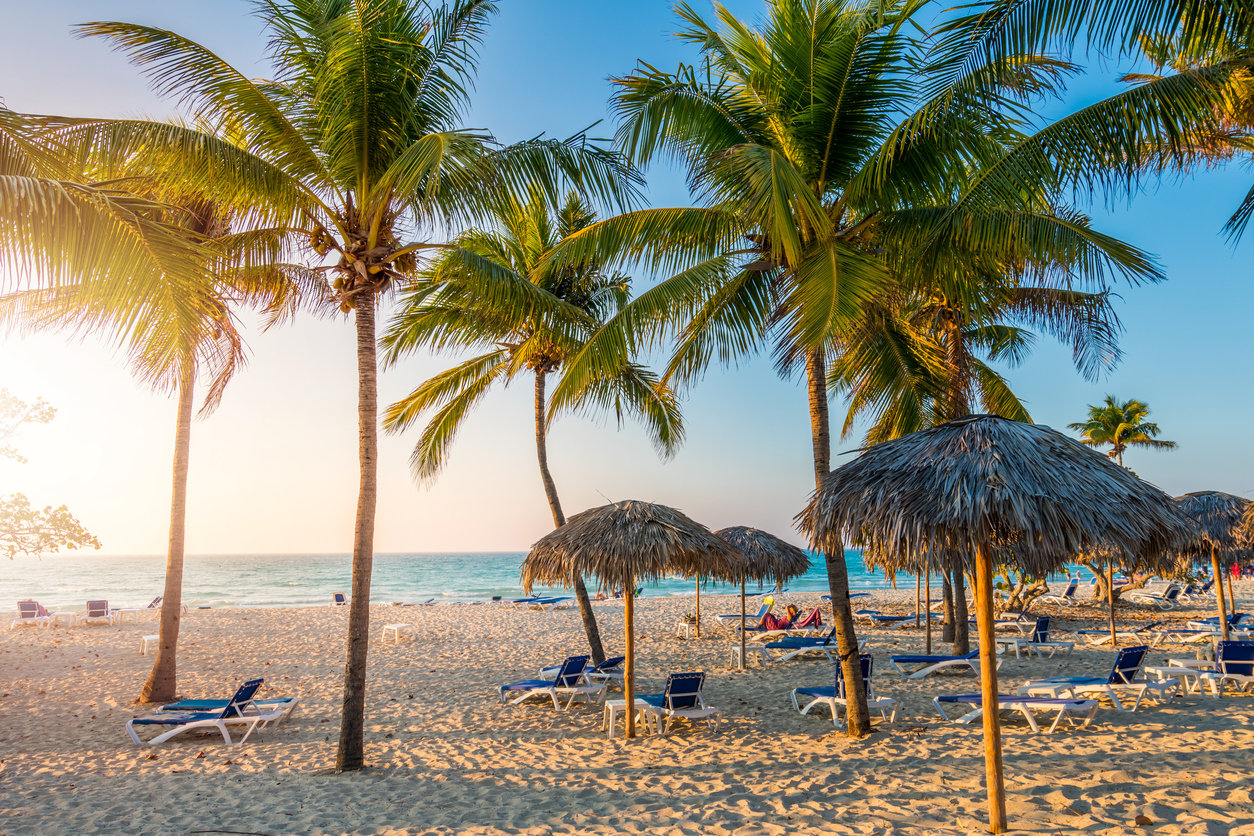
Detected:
left=713, top=526, right=811, bottom=670
left=521, top=500, right=744, bottom=738
left=1174, top=491, right=1253, bottom=642
left=797, top=415, right=1193, bottom=834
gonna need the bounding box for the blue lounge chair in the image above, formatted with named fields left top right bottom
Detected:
left=1077, top=620, right=1165, bottom=646
left=791, top=654, right=898, bottom=726
left=126, top=679, right=287, bottom=745
left=1127, top=584, right=1183, bottom=610
left=10, top=600, right=50, bottom=630
left=1209, top=641, right=1254, bottom=696
left=855, top=610, right=917, bottom=629
left=539, top=655, right=625, bottom=687
left=158, top=695, right=300, bottom=724
left=331, top=592, right=348, bottom=606
left=890, top=648, right=992, bottom=678
left=1017, top=645, right=1176, bottom=711
left=1039, top=578, right=1079, bottom=607
left=716, top=603, right=772, bottom=632
left=933, top=693, right=1098, bottom=733
left=996, top=617, right=1074, bottom=659
left=499, top=655, right=603, bottom=709
left=765, top=629, right=838, bottom=663
left=637, top=672, right=720, bottom=735
left=821, top=593, right=870, bottom=600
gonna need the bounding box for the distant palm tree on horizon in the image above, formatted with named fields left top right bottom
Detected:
left=380, top=188, right=683, bottom=665
left=1069, top=395, right=1177, bottom=467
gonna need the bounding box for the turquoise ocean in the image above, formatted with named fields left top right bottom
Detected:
left=1, top=551, right=1087, bottom=611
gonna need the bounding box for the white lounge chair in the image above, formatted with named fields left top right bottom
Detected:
left=1076, top=620, right=1165, bottom=646
left=1126, top=584, right=1183, bottom=610
left=126, top=679, right=288, bottom=745
left=890, top=648, right=993, bottom=678
left=791, top=654, right=898, bottom=727
left=1017, top=645, right=1177, bottom=711
left=995, top=616, right=1074, bottom=659
left=11, top=600, right=50, bottom=630
left=933, top=693, right=1098, bottom=733
left=1038, top=578, right=1079, bottom=607
left=80, top=600, right=115, bottom=626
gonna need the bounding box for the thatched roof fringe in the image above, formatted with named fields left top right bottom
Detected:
left=521, top=500, right=746, bottom=594
left=796, top=416, right=1194, bottom=577
left=1173, top=491, right=1254, bottom=569
left=713, top=526, right=810, bottom=585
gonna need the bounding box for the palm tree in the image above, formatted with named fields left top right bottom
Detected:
left=77, top=0, right=634, bottom=770
left=1, top=117, right=320, bottom=700
left=543, top=0, right=1160, bottom=736
left=1068, top=395, right=1177, bottom=467
left=380, top=189, right=682, bottom=663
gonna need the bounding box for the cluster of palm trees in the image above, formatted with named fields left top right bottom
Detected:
left=2, top=0, right=1252, bottom=768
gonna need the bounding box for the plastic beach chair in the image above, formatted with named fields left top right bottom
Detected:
left=791, top=654, right=898, bottom=726
left=933, top=693, right=1098, bottom=733
left=890, top=649, right=992, bottom=678
left=1017, top=645, right=1177, bottom=711
left=1208, top=641, right=1254, bottom=696
left=999, top=616, right=1075, bottom=659
left=81, top=600, right=115, bottom=626
left=637, top=672, right=720, bottom=735
left=1038, top=578, right=1079, bottom=607
left=126, top=679, right=287, bottom=745
left=10, top=600, right=50, bottom=630
left=330, top=592, right=348, bottom=606
left=499, top=655, right=604, bottom=709
left=158, top=694, right=300, bottom=724
left=765, top=629, right=838, bottom=663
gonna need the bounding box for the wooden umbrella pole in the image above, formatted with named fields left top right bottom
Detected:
left=739, top=574, right=747, bottom=672
left=1212, top=546, right=1230, bottom=643
left=1227, top=569, right=1236, bottom=618
left=925, top=567, right=932, bottom=655
left=625, top=585, right=636, bottom=738
left=1107, top=562, right=1116, bottom=644
left=915, top=572, right=921, bottom=628
left=974, top=543, right=1007, bottom=834
left=695, top=576, right=701, bottom=639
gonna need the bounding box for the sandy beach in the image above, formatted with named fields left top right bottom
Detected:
left=2, top=585, right=1253, bottom=835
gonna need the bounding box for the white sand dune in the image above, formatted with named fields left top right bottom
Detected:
left=1, top=583, right=1252, bottom=835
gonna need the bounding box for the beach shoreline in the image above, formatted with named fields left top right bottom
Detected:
left=2, top=585, right=1252, bottom=835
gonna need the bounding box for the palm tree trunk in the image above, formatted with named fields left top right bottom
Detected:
left=806, top=349, right=870, bottom=737
left=951, top=567, right=970, bottom=654
left=534, top=371, right=604, bottom=664
left=336, top=296, right=378, bottom=771
left=139, top=366, right=194, bottom=704
left=941, top=572, right=955, bottom=643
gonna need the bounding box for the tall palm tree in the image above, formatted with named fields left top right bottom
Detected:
left=542, top=0, right=1158, bottom=736
left=77, top=0, right=635, bottom=770
left=380, top=189, right=682, bottom=663
left=1068, top=395, right=1177, bottom=467
left=1, top=117, right=321, bottom=700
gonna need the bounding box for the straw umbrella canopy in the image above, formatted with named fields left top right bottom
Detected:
left=1174, top=491, right=1253, bottom=641
left=521, top=500, right=744, bottom=738
left=713, top=526, right=811, bottom=670
left=796, top=415, right=1193, bottom=835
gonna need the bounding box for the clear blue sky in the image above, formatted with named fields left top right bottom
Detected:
left=2, top=1, right=1251, bottom=556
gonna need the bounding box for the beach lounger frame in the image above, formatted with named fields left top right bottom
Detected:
left=791, top=655, right=898, bottom=727
left=1017, top=645, right=1177, bottom=711
left=499, top=655, right=605, bottom=710
left=126, top=679, right=287, bottom=746
left=1038, top=578, right=1079, bottom=607
left=637, top=672, right=720, bottom=735
left=10, top=600, right=50, bottom=630
left=890, top=649, right=994, bottom=678
left=932, top=694, right=1098, bottom=733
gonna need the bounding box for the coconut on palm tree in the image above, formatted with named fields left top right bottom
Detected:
left=76, top=0, right=635, bottom=769
left=1068, top=395, right=1177, bottom=467
left=380, top=189, right=682, bottom=663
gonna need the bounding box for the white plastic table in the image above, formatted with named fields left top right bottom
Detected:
left=382, top=623, right=414, bottom=644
